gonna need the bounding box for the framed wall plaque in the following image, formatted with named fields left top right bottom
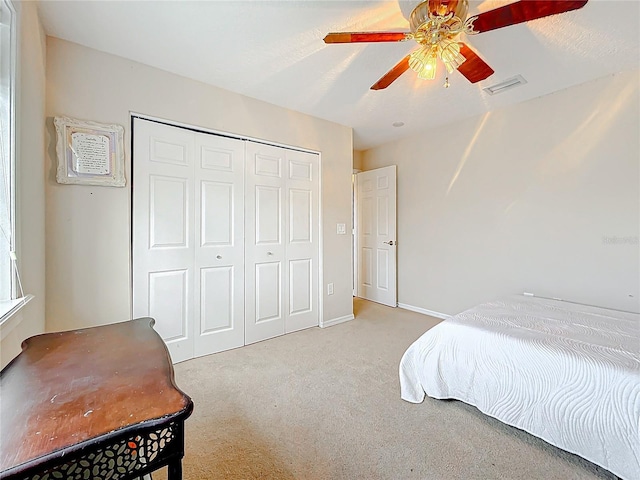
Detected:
left=54, top=116, right=126, bottom=187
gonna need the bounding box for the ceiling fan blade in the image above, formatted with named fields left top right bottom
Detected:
left=371, top=55, right=411, bottom=90
left=458, top=44, right=494, bottom=83
left=471, top=0, right=589, bottom=33
left=324, top=32, right=410, bottom=44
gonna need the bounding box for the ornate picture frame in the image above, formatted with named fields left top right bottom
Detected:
left=54, top=116, right=126, bottom=187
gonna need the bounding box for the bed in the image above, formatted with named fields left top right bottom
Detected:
left=399, top=295, right=640, bottom=480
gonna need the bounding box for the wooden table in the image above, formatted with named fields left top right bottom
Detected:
left=0, top=318, right=193, bottom=480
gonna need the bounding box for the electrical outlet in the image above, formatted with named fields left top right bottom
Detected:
left=327, top=283, right=334, bottom=295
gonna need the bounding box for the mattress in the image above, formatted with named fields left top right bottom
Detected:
left=399, top=295, right=640, bottom=479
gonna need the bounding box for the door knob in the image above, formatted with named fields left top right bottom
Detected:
left=267, top=252, right=274, bottom=256
left=216, top=255, right=222, bottom=259
left=383, top=240, right=395, bottom=246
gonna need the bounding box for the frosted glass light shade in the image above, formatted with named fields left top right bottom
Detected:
left=439, top=40, right=466, bottom=73
left=409, top=46, right=438, bottom=80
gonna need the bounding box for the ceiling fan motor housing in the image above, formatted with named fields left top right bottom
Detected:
left=410, top=0, right=470, bottom=33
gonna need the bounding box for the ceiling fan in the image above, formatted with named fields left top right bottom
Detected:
left=324, top=0, right=589, bottom=90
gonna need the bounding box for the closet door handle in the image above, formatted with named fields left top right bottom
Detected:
left=383, top=240, right=395, bottom=246
left=216, top=255, right=222, bottom=259
left=267, top=252, right=274, bottom=256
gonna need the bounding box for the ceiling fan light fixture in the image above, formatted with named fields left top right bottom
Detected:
left=406, top=0, right=476, bottom=83
left=409, top=46, right=438, bottom=80
left=418, top=58, right=437, bottom=80
left=323, top=0, right=589, bottom=90
left=439, top=40, right=466, bottom=73
left=409, top=39, right=466, bottom=80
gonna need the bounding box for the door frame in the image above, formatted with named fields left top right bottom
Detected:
left=352, top=169, right=360, bottom=297
left=129, top=112, right=325, bottom=334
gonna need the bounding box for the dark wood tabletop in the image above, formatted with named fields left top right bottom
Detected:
left=0, top=318, right=193, bottom=478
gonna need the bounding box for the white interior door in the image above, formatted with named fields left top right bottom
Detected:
left=134, top=118, right=320, bottom=358
left=133, top=118, right=246, bottom=362
left=193, top=132, right=245, bottom=357
left=356, top=166, right=397, bottom=307
left=285, top=149, right=319, bottom=334
left=133, top=119, right=195, bottom=362
left=245, top=143, right=319, bottom=344
left=245, top=143, right=287, bottom=344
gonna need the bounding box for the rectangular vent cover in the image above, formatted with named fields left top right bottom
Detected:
left=483, top=75, right=527, bottom=95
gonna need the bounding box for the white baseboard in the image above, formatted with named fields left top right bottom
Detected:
left=321, top=314, right=354, bottom=328
left=397, top=303, right=450, bottom=320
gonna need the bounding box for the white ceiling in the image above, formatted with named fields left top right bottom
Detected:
left=37, top=0, right=640, bottom=150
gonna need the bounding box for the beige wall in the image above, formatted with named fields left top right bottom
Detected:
left=353, top=150, right=364, bottom=171
left=362, top=70, right=640, bottom=315
left=45, top=37, right=353, bottom=333
left=1, top=1, right=47, bottom=368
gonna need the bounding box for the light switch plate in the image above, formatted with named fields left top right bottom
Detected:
left=337, top=223, right=346, bottom=235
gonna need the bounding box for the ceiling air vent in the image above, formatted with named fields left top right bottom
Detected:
left=483, top=75, right=527, bottom=95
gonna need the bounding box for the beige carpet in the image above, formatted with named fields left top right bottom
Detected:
left=155, top=298, right=617, bottom=480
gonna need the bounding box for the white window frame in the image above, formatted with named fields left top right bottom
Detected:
left=0, top=0, right=32, bottom=332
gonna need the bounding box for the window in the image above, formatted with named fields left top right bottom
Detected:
left=0, top=0, right=23, bottom=320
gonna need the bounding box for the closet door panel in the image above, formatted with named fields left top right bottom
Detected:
left=200, top=266, right=234, bottom=332
left=149, top=269, right=189, bottom=341
left=135, top=119, right=319, bottom=360
left=133, top=118, right=195, bottom=363
left=285, top=150, right=319, bottom=333
left=289, top=259, right=312, bottom=315
left=245, top=143, right=287, bottom=344
left=201, top=181, right=233, bottom=246
left=255, top=261, right=282, bottom=322
left=194, top=132, right=245, bottom=357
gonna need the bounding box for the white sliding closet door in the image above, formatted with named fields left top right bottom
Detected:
left=245, top=143, right=319, bottom=344
left=133, top=118, right=245, bottom=362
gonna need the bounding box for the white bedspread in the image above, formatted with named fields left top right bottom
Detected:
left=399, top=295, right=640, bottom=479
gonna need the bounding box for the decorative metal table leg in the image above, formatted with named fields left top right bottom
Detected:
left=167, top=460, right=182, bottom=480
